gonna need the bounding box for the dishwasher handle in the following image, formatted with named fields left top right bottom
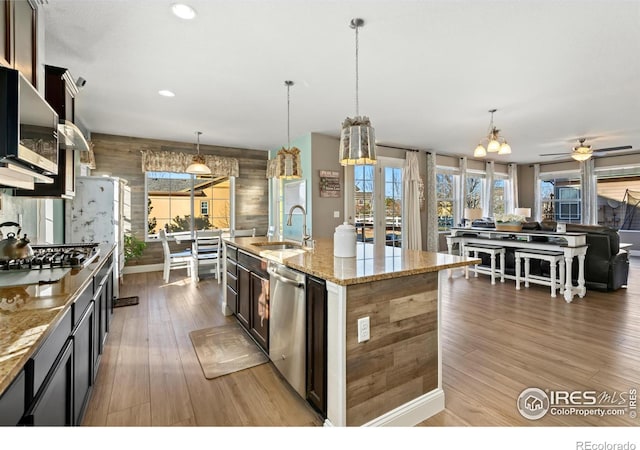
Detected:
left=269, top=271, right=305, bottom=289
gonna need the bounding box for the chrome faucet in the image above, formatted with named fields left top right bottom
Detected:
left=286, top=204, right=311, bottom=247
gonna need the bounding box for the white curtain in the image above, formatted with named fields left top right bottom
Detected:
left=483, top=161, right=495, bottom=216
left=457, top=157, right=468, bottom=226
left=581, top=159, right=597, bottom=224
left=425, top=152, right=438, bottom=252
left=403, top=151, right=422, bottom=251
left=507, top=163, right=519, bottom=212
left=532, top=164, right=541, bottom=222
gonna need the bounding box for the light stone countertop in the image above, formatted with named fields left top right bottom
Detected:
left=0, top=243, right=115, bottom=396
left=224, top=237, right=479, bottom=286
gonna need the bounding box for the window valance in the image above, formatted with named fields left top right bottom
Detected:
left=141, top=149, right=239, bottom=177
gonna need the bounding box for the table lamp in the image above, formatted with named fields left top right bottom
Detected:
left=514, top=208, right=531, bottom=221
left=464, top=208, right=484, bottom=227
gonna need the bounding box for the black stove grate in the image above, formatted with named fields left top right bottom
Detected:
left=0, top=243, right=100, bottom=271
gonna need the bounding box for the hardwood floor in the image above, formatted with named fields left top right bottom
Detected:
left=82, top=271, right=323, bottom=426
left=83, top=258, right=640, bottom=427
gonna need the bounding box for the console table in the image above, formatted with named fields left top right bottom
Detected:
left=446, top=227, right=588, bottom=303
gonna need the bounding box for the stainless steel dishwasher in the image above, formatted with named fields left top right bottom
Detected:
left=267, top=260, right=306, bottom=397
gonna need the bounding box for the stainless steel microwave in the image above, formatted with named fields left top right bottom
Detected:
left=0, top=66, right=59, bottom=175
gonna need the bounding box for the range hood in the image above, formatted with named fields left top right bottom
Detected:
left=58, top=120, right=90, bottom=152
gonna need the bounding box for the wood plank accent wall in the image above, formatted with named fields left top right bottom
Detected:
left=89, top=133, right=268, bottom=267
left=345, top=272, right=439, bottom=425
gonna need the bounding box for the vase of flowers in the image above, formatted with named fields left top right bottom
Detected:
left=494, top=213, right=526, bottom=232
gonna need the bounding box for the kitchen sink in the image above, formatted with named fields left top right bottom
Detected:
left=253, top=242, right=303, bottom=251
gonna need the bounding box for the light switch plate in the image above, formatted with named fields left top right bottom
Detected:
left=334, top=211, right=340, bottom=218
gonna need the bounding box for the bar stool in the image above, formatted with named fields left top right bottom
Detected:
left=514, top=249, right=565, bottom=298
left=464, top=243, right=506, bottom=285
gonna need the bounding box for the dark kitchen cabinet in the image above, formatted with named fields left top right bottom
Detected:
left=236, top=250, right=270, bottom=352
left=17, top=64, right=78, bottom=198
left=237, top=264, right=251, bottom=330
left=250, top=271, right=269, bottom=350
left=306, top=275, right=327, bottom=417
left=1, top=249, right=114, bottom=426
left=72, top=301, right=95, bottom=426
left=225, top=244, right=238, bottom=314
left=1, top=1, right=9, bottom=66
left=3, top=0, right=37, bottom=87
left=24, top=339, right=74, bottom=426
left=0, top=369, right=26, bottom=426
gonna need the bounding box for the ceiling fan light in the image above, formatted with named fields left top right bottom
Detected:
left=571, top=152, right=592, bottom=162
left=473, top=144, right=487, bottom=158
left=487, top=139, right=501, bottom=152
left=498, top=142, right=511, bottom=155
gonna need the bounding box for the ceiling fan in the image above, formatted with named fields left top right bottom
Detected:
left=540, top=138, right=633, bottom=161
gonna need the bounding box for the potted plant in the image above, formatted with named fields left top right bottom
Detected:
left=494, top=213, right=526, bottom=232
left=123, top=233, right=147, bottom=264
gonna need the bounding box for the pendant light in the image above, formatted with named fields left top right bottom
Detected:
left=339, top=18, right=376, bottom=166
left=186, top=131, right=211, bottom=175
left=275, top=80, right=302, bottom=179
left=473, top=109, right=511, bottom=158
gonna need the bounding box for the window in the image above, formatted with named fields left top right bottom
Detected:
left=540, top=174, right=581, bottom=223
left=465, top=173, right=485, bottom=209
left=354, top=165, right=375, bottom=243
left=145, top=171, right=231, bottom=238
left=493, top=176, right=507, bottom=216
left=382, top=166, right=402, bottom=247
left=436, top=171, right=456, bottom=230
left=200, top=201, right=209, bottom=216
left=595, top=166, right=640, bottom=230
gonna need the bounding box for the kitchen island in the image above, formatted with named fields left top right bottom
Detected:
left=0, top=243, right=116, bottom=425
left=222, top=237, right=477, bottom=427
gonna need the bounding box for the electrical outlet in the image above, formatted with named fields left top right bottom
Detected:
left=357, top=316, right=370, bottom=343
left=334, top=210, right=340, bottom=218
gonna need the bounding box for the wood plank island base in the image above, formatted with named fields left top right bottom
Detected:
left=222, top=237, right=478, bottom=427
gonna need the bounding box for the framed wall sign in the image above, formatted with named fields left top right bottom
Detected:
left=319, top=170, right=340, bottom=198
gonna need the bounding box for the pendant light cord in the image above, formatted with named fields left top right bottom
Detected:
left=196, top=131, right=201, bottom=154
left=355, top=22, right=359, bottom=117
left=287, top=82, right=291, bottom=149
left=284, top=80, right=294, bottom=150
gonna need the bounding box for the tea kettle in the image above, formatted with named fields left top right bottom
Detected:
left=0, top=222, right=34, bottom=262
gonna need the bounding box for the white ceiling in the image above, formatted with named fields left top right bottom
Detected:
left=42, top=0, right=640, bottom=164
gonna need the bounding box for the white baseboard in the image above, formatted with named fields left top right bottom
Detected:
left=122, top=263, right=163, bottom=274
left=361, top=388, right=445, bottom=427
left=324, top=389, right=444, bottom=427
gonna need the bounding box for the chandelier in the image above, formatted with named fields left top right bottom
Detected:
left=186, top=131, right=211, bottom=175
left=473, top=109, right=511, bottom=158
left=339, top=18, right=376, bottom=166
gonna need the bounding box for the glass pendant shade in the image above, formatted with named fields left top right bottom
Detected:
left=339, top=118, right=376, bottom=166
left=186, top=155, right=211, bottom=175
left=186, top=131, right=211, bottom=175
left=498, top=142, right=511, bottom=155
left=487, top=138, right=501, bottom=153
left=473, top=144, right=487, bottom=158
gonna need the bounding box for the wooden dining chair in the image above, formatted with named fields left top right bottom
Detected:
left=232, top=228, right=256, bottom=237
left=158, top=229, right=192, bottom=283
left=192, top=229, right=222, bottom=283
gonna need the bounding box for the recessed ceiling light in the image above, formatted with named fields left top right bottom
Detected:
left=158, top=90, right=175, bottom=97
left=171, top=3, right=196, bottom=20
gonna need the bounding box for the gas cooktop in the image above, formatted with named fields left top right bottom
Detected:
left=0, top=243, right=100, bottom=271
